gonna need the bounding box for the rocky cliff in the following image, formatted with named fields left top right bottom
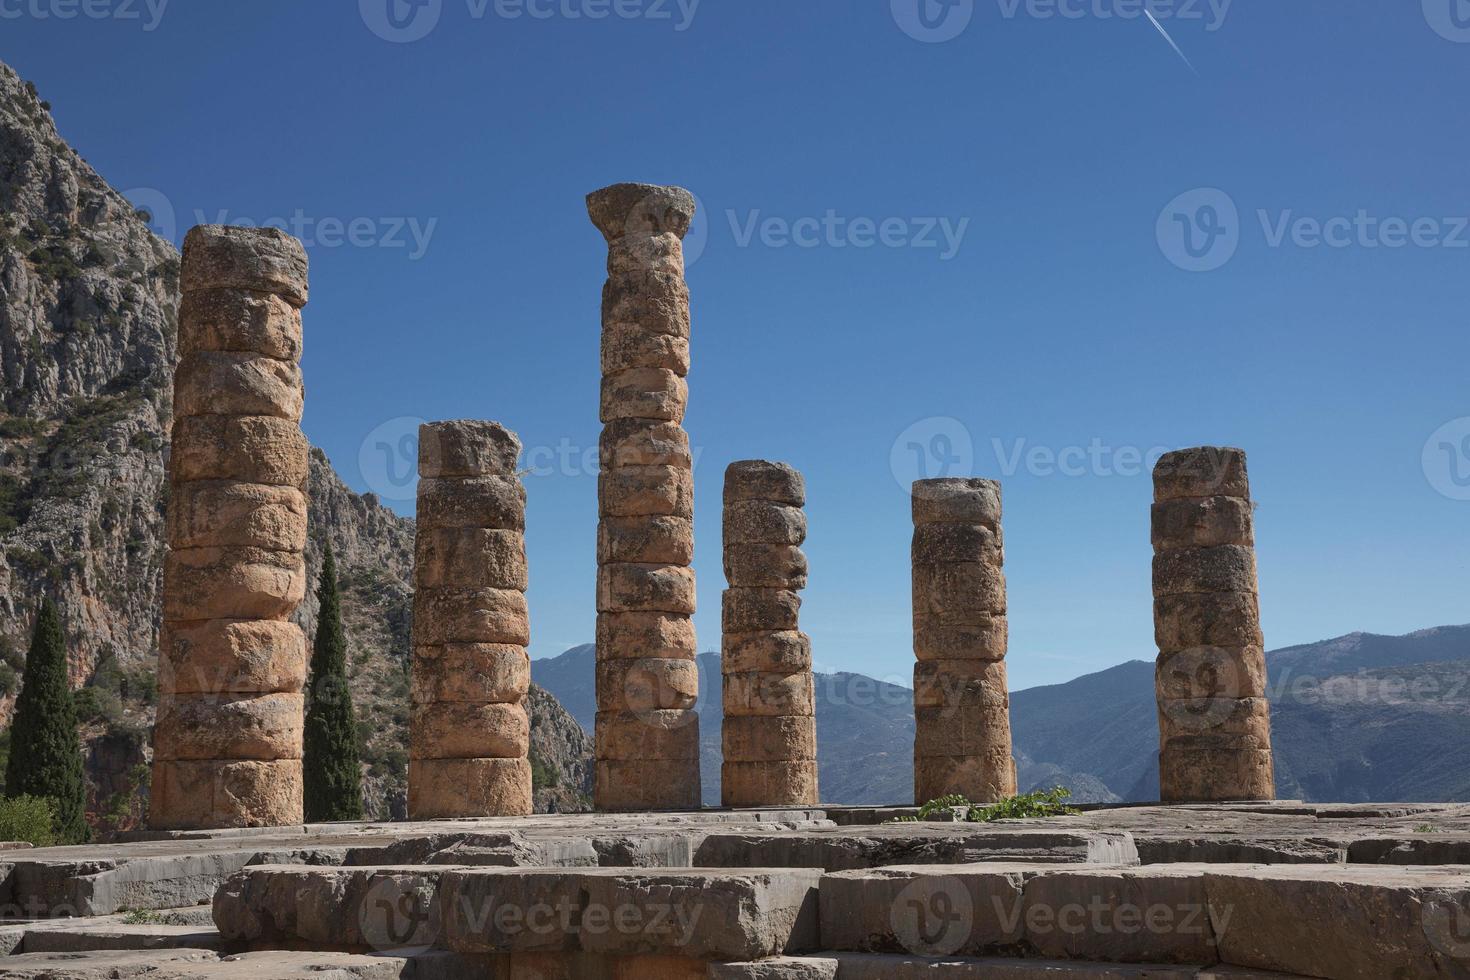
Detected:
left=0, top=62, right=591, bottom=826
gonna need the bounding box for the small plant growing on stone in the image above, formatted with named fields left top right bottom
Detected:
left=967, top=786, right=1077, bottom=823
left=1414, top=823, right=1438, bottom=834
left=119, top=908, right=165, bottom=925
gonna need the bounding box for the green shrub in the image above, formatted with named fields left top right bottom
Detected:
left=0, top=795, right=56, bottom=847
left=896, top=787, right=1078, bottom=825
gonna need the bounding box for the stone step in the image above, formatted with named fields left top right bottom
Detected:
left=215, top=864, right=822, bottom=963
left=820, top=862, right=1470, bottom=978
left=712, top=954, right=1316, bottom=978
left=694, top=828, right=1137, bottom=871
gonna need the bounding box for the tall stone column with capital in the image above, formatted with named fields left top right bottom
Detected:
left=721, top=461, right=818, bottom=807
left=151, top=225, right=311, bottom=830
left=409, top=420, right=533, bottom=818
left=911, top=478, right=1017, bottom=805
left=1153, top=447, right=1275, bottom=802
left=587, top=182, right=701, bottom=811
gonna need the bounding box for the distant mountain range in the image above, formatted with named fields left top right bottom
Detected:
left=532, top=625, right=1470, bottom=806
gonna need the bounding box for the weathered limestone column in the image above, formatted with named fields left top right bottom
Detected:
left=409, top=421, right=533, bottom=818
left=721, top=461, right=817, bottom=807
left=1153, top=447, right=1275, bottom=801
left=588, top=182, right=701, bottom=811
left=151, top=226, right=310, bottom=830
left=911, top=478, right=1017, bottom=805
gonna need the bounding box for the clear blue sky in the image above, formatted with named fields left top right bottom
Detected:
left=8, top=2, right=1468, bottom=690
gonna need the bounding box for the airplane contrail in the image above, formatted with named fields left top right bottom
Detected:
left=1145, top=8, right=1199, bottom=75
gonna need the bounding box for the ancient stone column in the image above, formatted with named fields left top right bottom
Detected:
left=587, top=182, right=701, bottom=811
left=1153, top=447, right=1275, bottom=802
left=721, top=461, right=817, bottom=807
left=911, top=478, right=1017, bottom=805
left=151, top=226, right=310, bottom=830
left=408, top=421, right=533, bottom=818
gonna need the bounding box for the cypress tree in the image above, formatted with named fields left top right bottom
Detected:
left=303, top=543, right=363, bottom=822
left=5, top=598, right=90, bottom=844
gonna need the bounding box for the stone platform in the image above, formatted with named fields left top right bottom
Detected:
left=0, top=802, right=1467, bottom=977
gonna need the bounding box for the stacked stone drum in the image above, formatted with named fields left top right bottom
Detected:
left=587, top=182, right=701, bottom=810
left=911, top=478, right=1017, bottom=805
left=1152, top=447, right=1275, bottom=802
left=721, top=461, right=818, bottom=807
left=409, top=421, right=532, bottom=818
left=151, top=226, right=311, bottom=830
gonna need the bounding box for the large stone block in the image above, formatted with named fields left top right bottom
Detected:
left=162, top=546, right=306, bottom=621
left=149, top=757, right=302, bottom=830
left=912, top=523, right=1003, bottom=566
left=724, top=502, right=807, bottom=547
left=1154, top=591, right=1261, bottom=651
left=911, top=479, right=1000, bottom=528
left=170, top=414, right=310, bottom=487
left=167, top=481, right=307, bottom=552
left=1153, top=446, right=1249, bottom=501
left=153, top=692, right=303, bottom=761
left=173, top=351, right=304, bottom=421
left=181, top=224, right=308, bottom=307
left=597, top=563, right=697, bottom=614
left=913, top=704, right=1013, bottom=758
left=415, top=527, right=528, bottom=591
left=602, top=323, right=691, bottom=376
left=912, top=616, right=1008, bottom=662
left=722, top=630, right=812, bottom=674
left=601, top=271, right=691, bottom=338
left=180, top=287, right=303, bottom=361
left=595, top=709, right=700, bottom=761
left=722, top=715, right=817, bottom=763
left=723, top=588, right=802, bottom=633
left=1158, top=736, right=1275, bottom=801
left=723, top=761, right=819, bottom=807
left=724, top=544, right=808, bottom=590
left=413, top=587, right=531, bottom=646
left=725, top=461, right=805, bottom=507
left=158, top=618, right=306, bottom=695
left=1152, top=545, right=1258, bottom=598
left=1151, top=494, right=1254, bottom=550
left=589, top=182, right=698, bottom=241
left=596, top=612, right=697, bottom=661
left=607, top=230, right=686, bottom=277
left=418, top=419, right=522, bottom=479
left=914, top=749, right=1017, bottom=804
left=416, top=476, right=526, bottom=532
left=595, top=758, right=703, bottom=811
left=1020, top=865, right=1219, bottom=964
left=598, top=515, right=694, bottom=565
left=913, top=562, right=1006, bottom=623
left=1155, top=645, right=1267, bottom=701
left=913, top=660, right=1008, bottom=708
left=412, top=643, right=530, bottom=704
left=600, top=368, right=689, bottom=423
left=598, top=465, right=694, bottom=519
left=724, top=672, right=815, bottom=718
left=408, top=757, right=532, bottom=818
left=1157, top=696, right=1272, bottom=742
left=817, top=863, right=1033, bottom=955
left=410, top=700, right=529, bottom=760
left=595, top=657, right=700, bottom=713
left=599, top=419, right=692, bottom=469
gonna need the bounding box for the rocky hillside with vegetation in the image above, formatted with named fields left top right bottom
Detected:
left=0, top=62, right=591, bottom=829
